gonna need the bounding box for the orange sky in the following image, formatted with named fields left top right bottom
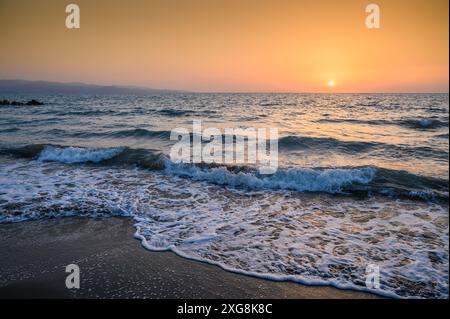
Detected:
left=0, top=0, right=448, bottom=92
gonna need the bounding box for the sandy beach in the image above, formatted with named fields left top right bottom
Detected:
left=0, top=217, right=379, bottom=299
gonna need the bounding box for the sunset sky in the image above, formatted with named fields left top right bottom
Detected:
left=0, top=0, right=448, bottom=92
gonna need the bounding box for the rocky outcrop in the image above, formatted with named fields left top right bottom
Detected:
left=25, top=99, right=44, bottom=105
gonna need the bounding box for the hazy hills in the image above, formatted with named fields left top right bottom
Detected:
left=0, top=80, right=182, bottom=95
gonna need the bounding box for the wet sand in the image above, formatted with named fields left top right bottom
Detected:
left=0, top=217, right=379, bottom=299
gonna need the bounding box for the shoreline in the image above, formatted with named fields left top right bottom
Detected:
left=0, top=217, right=380, bottom=299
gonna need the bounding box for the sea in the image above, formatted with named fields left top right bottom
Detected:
left=0, top=93, right=448, bottom=298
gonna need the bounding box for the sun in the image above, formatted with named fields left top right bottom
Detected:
left=328, top=80, right=335, bottom=87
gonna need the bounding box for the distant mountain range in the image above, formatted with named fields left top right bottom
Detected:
left=0, top=80, right=183, bottom=94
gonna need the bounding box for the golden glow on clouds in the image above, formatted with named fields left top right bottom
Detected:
left=0, top=0, right=448, bottom=92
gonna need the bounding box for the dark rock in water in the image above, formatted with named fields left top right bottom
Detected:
left=26, top=99, right=44, bottom=105
left=0, top=99, right=44, bottom=106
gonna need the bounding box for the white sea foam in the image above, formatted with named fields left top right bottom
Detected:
left=38, top=146, right=123, bottom=164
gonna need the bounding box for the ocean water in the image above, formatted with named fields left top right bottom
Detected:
left=0, top=93, right=448, bottom=298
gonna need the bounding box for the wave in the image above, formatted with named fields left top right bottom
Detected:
left=24, top=128, right=173, bottom=139
left=155, top=109, right=195, bottom=116
left=278, top=135, right=448, bottom=161
left=259, top=102, right=281, bottom=106
left=0, top=127, right=20, bottom=133
left=372, top=167, right=449, bottom=201
left=52, top=109, right=119, bottom=117
left=278, top=135, right=377, bottom=152
left=401, top=118, right=448, bottom=129
left=164, top=159, right=448, bottom=201
left=318, top=118, right=448, bottom=130
left=435, top=133, right=449, bottom=139
left=5, top=123, right=445, bottom=161
left=38, top=146, right=124, bottom=164
left=72, top=129, right=433, bottom=161
left=164, top=159, right=376, bottom=193
left=108, top=128, right=171, bottom=139
left=1, top=144, right=447, bottom=202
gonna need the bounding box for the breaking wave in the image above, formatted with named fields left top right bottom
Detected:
left=38, top=146, right=124, bottom=164
left=1, top=144, right=447, bottom=201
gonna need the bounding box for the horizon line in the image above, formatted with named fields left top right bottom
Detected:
left=1, top=78, right=448, bottom=95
